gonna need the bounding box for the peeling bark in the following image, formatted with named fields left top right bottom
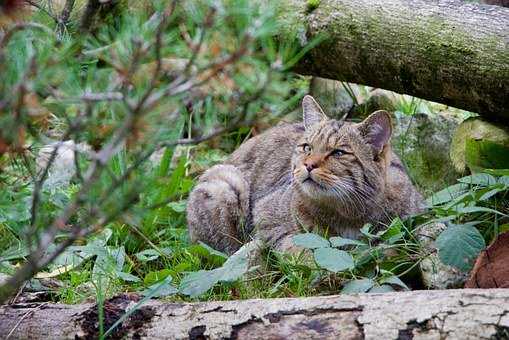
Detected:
left=278, top=0, right=509, bottom=121
left=1, top=289, right=509, bottom=339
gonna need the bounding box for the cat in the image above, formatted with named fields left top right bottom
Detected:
left=187, top=95, right=425, bottom=254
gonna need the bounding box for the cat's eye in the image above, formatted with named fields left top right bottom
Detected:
left=331, top=149, right=345, bottom=157
left=301, top=144, right=311, bottom=153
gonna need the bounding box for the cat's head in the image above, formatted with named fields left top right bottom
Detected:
left=292, top=95, right=392, bottom=213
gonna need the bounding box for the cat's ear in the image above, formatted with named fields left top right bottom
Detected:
left=358, top=110, right=392, bottom=155
left=302, top=95, right=327, bottom=129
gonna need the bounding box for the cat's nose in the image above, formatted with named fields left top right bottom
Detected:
left=305, top=162, right=318, bottom=172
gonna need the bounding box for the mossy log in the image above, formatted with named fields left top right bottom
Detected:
left=1, top=289, right=509, bottom=339
left=278, top=0, right=509, bottom=120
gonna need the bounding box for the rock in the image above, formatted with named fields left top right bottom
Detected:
left=450, top=117, right=509, bottom=174
left=392, top=111, right=462, bottom=195
left=465, top=231, right=509, bottom=288
left=351, top=88, right=397, bottom=118
left=417, top=222, right=469, bottom=289
left=36, top=140, right=91, bottom=189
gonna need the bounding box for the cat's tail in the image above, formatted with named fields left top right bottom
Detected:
left=186, top=164, right=250, bottom=254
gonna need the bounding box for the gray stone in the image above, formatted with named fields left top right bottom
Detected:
left=417, top=222, right=469, bottom=289
left=392, top=111, right=462, bottom=196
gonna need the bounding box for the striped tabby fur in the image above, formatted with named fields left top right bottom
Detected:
left=187, top=95, right=424, bottom=254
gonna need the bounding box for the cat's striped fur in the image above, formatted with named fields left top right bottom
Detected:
left=187, top=95, right=424, bottom=254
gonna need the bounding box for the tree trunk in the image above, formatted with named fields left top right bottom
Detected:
left=278, top=0, right=509, bottom=121
left=1, top=289, right=509, bottom=339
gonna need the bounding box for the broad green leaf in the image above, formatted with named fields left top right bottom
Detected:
left=436, top=226, right=485, bottom=271
left=426, top=183, right=469, bottom=206
left=144, top=269, right=172, bottom=285
left=381, top=218, right=404, bottom=243
left=292, top=233, right=330, bottom=249
left=179, top=241, right=255, bottom=297
left=141, top=276, right=177, bottom=298
left=476, top=185, right=505, bottom=201
left=92, top=246, right=126, bottom=285
left=313, top=248, right=354, bottom=273
left=455, top=206, right=507, bottom=216
left=380, top=276, right=409, bottom=290
left=47, top=228, right=113, bottom=275
left=168, top=200, right=187, bottom=213
left=484, top=169, right=509, bottom=177
left=329, top=236, right=365, bottom=248
left=341, top=279, right=375, bottom=294
left=458, top=173, right=497, bottom=186
left=188, top=242, right=227, bottom=266
left=116, top=271, right=141, bottom=282
left=179, top=269, right=222, bottom=297
left=135, top=248, right=171, bottom=262
left=0, top=245, right=29, bottom=262
left=198, top=242, right=228, bottom=259
left=498, top=175, right=509, bottom=186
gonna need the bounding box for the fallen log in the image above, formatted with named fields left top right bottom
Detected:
left=1, top=289, right=508, bottom=339
left=278, top=0, right=509, bottom=120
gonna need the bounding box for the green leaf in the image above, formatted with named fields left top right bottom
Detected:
left=498, top=175, right=509, bottom=186
left=455, top=206, right=507, bottom=216
left=426, top=183, right=469, bottom=206
left=116, top=271, right=141, bottom=282
left=341, top=279, right=375, bottom=294
left=436, top=226, right=485, bottom=271
left=187, top=242, right=227, bottom=266
left=484, top=169, right=509, bottom=177
left=168, top=200, right=187, bottom=213
left=197, top=242, right=228, bottom=259
left=179, top=269, right=222, bottom=297
left=292, top=233, right=330, bottom=249
left=458, top=173, right=497, bottom=186
left=381, top=218, right=404, bottom=243
left=380, top=276, right=409, bottom=290
left=156, top=147, right=174, bottom=178
left=144, top=269, right=172, bottom=285
left=135, top=249, right=160, bottom=262
left=179, top=241, right=255, bottom=297
left=141, top=276, right=178, bottom=298
left=477, top=185, right=505, bottom=201
left=135, top=248, right=171, bottom=262
left=329, top=236, right=365, bottom=248
left=313, top=248, right=354, bottom=273
left=92, top=246, right=126, bottom=285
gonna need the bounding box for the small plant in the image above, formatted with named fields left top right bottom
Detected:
left=289, top=219, right=420, bottom=293
left=425, top=170, right=509, bottom=271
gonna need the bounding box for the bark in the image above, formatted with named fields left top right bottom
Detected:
left=1, top=289, right=509, bottom=339
left=278, top=0, right=509, bottom=121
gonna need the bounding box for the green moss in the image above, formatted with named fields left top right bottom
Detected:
left=465, top=139, right=509, bottom=173
left=306, top=0, right=320, bottom=13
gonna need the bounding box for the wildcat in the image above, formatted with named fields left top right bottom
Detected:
left=187, top=95, right=424, bottom=254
